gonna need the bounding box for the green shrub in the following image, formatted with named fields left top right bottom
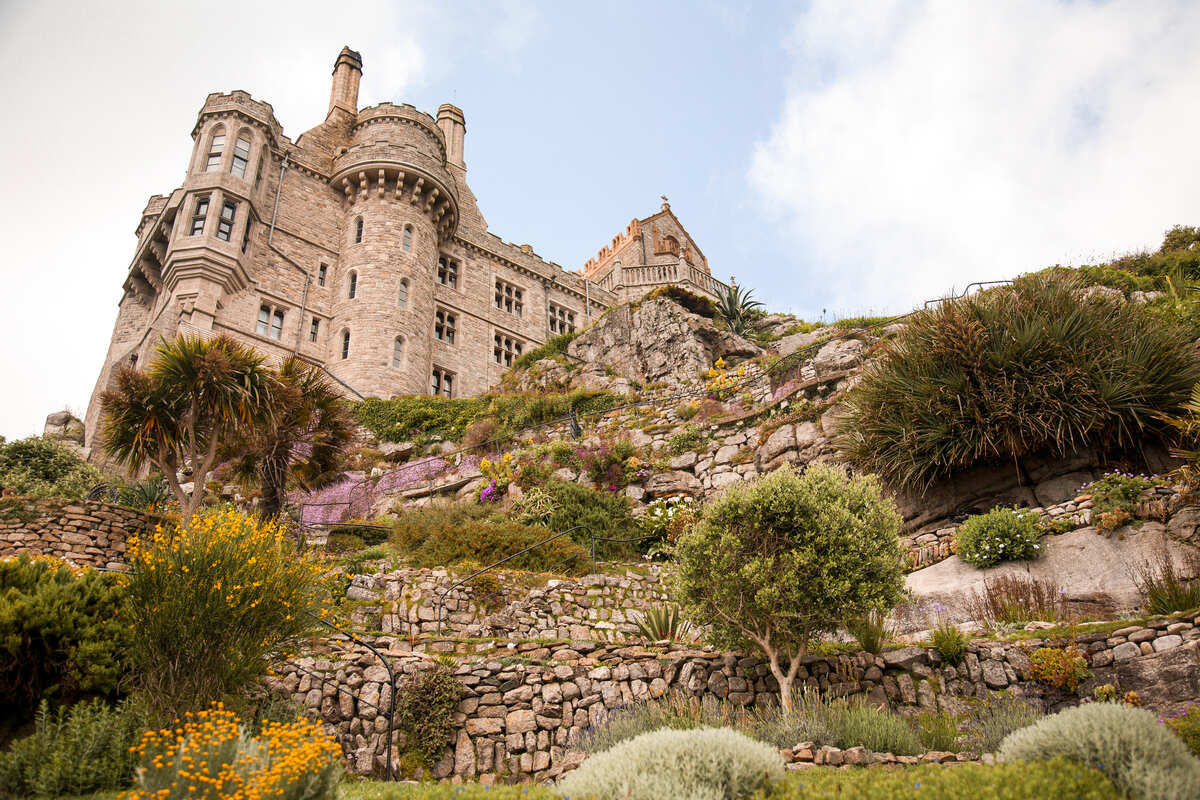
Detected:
left=838, top=272, right=1200, bottom=490
left=510, top=331, right=578, bottom=370
left=845, top=607, right=892, bottom=655
left=0, top=436, right=109, bottom=500
left=930, top=620, right=969, bottom=664
left=999, top=702, right=1200, bottom=800
left=1162, top=703, right=1200, bottom=757
left=559, top=727, right=783, bottom=800
left=391, top=502, right=589, bottom=575
left=955, top=507, right=1044, bottom=568
left=353, top=390, right=618, bottom=444
left=124, top=508, right=329, bottom=720
left=752, top=756, right=1121, bottom=799
left=914, top=710, right=961, bottom=751
left=1028, top=646, right=1091, bottom=693
left=961, top=693, right=1043, bottom=753
left=394, top=663, right=464, bottom=771
left=667, top=426, right=705, bottom=455
left=0, top=698, right=146, bottom=799
left=829, top=700, right=922, bottom=755
left=675, top=401, right=700, bottom=421
left=1086, top=471, right=1161, bottom=532
left=1130, top=550, right=1200, bottom=615
left=524, top=480, right=642, bottom=559
left=0, top=554, right=131, bottom=723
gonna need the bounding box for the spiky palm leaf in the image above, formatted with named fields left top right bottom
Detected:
left=715, top=284, right=764, bottom=337
left=224, top=357, right=354, bottom=519
left=99, top=335, right=272, bottom=522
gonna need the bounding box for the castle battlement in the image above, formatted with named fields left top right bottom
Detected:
left=83, top=47, right=721, bottom=448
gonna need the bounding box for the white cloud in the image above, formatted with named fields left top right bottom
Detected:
left=750, top=0, right=1200, bottom=318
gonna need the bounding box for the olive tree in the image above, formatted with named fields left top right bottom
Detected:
left=675, top=463, right=906, bottom=709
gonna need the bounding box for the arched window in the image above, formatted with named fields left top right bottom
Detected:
left=392, top=337, right=404, bottom=368
left=354, top=216, right=363, bottom=243
left=205, top=127, right=225, bottom=172
left=341, top=329, right=351, bottom=359
left=402, top=224, right=413, bottom=252
left=348, top=271, right=357, bottom=299
left=398, top=278, right=409, bottom=309
left=231, top=133, right=252, bottom=178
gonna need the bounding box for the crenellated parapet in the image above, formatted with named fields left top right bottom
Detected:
left=192, top=91, right=285, bottom=149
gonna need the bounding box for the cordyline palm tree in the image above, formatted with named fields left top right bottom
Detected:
left=716, top=283, right=764, bottom=337
left=224, top=357, right=354, bottom=520
left=99, top=335, right=273, bottom=524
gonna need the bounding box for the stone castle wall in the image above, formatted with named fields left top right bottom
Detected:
left=0, top=498, right=152, bottom=570
left=271, top=624, right=1200, bottom=783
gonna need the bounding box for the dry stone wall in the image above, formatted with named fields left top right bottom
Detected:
left=0, top=498, right=151, bottom=570
left=344, top=567, right=671, bottom=642
left=270, top=624, right=1200, bottom=783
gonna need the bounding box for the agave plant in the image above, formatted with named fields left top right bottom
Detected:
left=633, top=604, right=695, bottom=642
left=716, top=284, right=764, bottom=337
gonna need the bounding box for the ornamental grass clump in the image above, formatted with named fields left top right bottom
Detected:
left=954, top=507, right=1043, bottom=568
left=126, top=703, right=342, bottom=800
left=999, top=702, right=1200, bottom=800
left=559, top=727, right=783, bottom=800
left=838, top=272, right=1200, bottom=490
left=124, top=508, right=331, bottom=719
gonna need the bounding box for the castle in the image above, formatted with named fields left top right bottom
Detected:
left=83, top=47, right=726, bottom=445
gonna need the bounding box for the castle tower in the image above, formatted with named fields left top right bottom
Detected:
left=328, top=47, right=362, bottom=117
left=324, top=99, right=459, bottom=396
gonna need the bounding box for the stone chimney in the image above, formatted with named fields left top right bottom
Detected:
left=437, top=104, right=466, bottom=169
left=328, top=47, right=363, bottom=117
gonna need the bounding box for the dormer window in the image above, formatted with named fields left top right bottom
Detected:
left=205, top=130, right=225, bottom=172
left=231, top=135, right=251, bottom=178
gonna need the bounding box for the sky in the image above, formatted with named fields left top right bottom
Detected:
left=1, top=0, right=1199, bottom=441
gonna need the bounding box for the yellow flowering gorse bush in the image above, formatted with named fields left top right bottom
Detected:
left=124, top=703, right=341, bottom=800
left=124, top=508, right=330, bottom=718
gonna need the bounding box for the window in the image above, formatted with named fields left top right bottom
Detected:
left=317, top=263, right=327, bottom=287
left=256, top=305, right=284, bottom=340
left=398, top=278, right=409, bottom=309
left=341, top=329, right=350, bottom=359
left=254, top=156, right=264, bottom=191
left=392, top=337, right=405, bottom=368
left=493, top=333, right=523, bottom=367
left=347, top=271, right=357, bottom=299
left=549, top=303, right=577, bottom=335
left=434, top=309, right=456, bottom=344
left=231, top=135, right=251, bottom=178
left=437, top=257, right=458, bottom=289
left=403, top=225, right=413, bottom=252
left=354, top=216, right=363, bottom=243
left=241, top=220, right=252, bottom=253
left=431, top=367, right=454, bottom=398
left=216, top=201, right=236, bottom=241
left=309, top=318, right=320, bottom=342
left=495, top=279, right=524, bottom=315
left=205, top=130, right=225, bottom=171
left=190, top=196, right=210, bottom=236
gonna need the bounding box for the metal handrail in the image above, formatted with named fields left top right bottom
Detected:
left=305, top=611, right=397, bottom=782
